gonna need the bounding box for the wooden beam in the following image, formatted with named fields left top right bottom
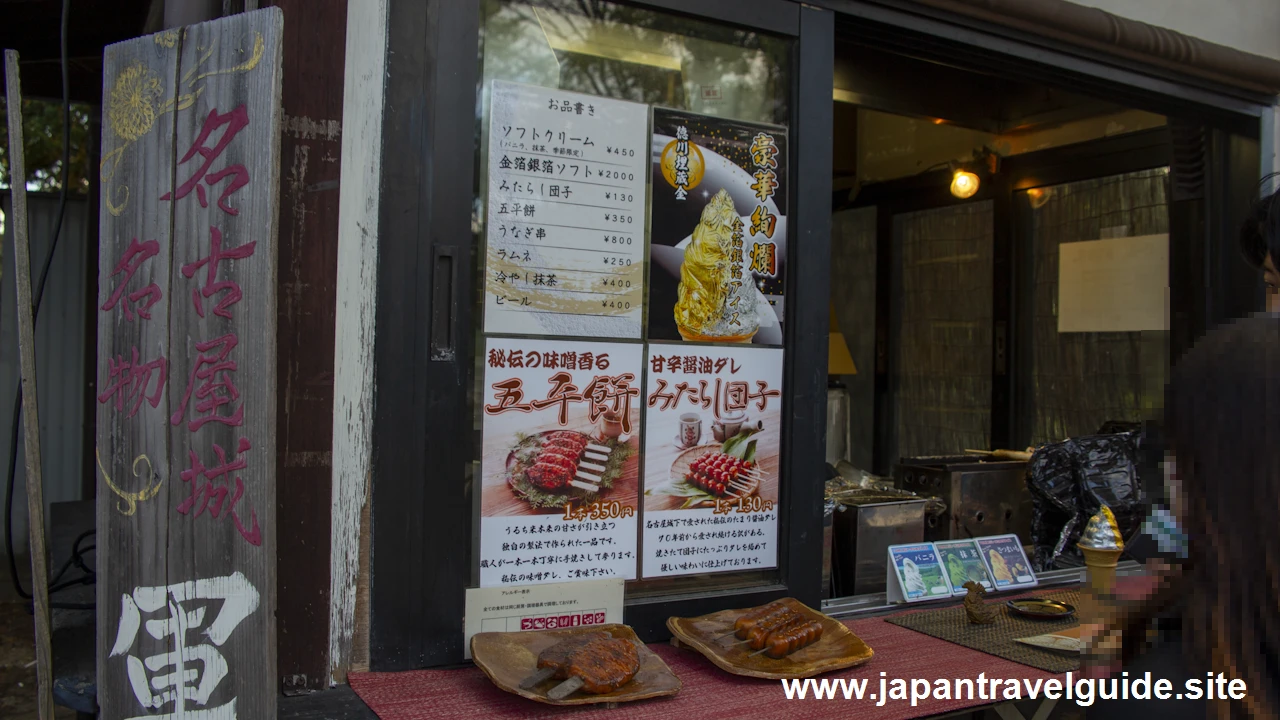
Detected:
left=262, top=0, right=347, bottom=694
left=329, top=0, right=386, bottom=684
left=4, top=48, right=56, bottom=720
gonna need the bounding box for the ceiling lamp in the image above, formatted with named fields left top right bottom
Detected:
left=1026, top=186, right=1053, bottom=209
left=950, top=169, right=980, bottom=199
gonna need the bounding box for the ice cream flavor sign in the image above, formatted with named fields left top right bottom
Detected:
left=648, top=109, right=788, bottom=346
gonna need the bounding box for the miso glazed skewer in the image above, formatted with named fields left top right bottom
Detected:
left=545, top=635, right=641, bottom=700
left=519, top=631, right=611, bottom=689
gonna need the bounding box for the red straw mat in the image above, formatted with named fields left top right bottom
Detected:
left=349, top=577, right=1154, bottom=719
left=350, top=617, right=1065, bottom=720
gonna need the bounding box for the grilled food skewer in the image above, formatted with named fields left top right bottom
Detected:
left=544, top=635, right=641, bottom=699
left=521, top=631, right=612, bottom=689
left=712, top=601, right=789, bottom=641
left=523, top=432, right=613, bottom=496
left=748, top=619, right=825, bottom=658
left=743, top=610, right=805, bottom=650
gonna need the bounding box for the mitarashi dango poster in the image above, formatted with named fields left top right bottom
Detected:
left=648, top=109, right=787, bottom=346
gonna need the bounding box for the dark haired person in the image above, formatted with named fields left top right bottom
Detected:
left=1088, top=313, right=1280, bottom=719
left=1114, top=185, right=1280, bottom=576
left=1240, top=182, right=1280, bottom=311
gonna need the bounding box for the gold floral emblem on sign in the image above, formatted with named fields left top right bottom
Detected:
left=99, top=28, right=265, bottom=216
left=108, top=64, right=163, bottom=143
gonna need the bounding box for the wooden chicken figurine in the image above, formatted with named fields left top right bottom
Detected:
left=963, top=581, right=996, bottom=624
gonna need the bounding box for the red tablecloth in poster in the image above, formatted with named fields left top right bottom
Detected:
left=349, top=575, right=1156, bottom=720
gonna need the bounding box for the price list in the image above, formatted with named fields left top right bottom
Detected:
left=484, top=80, right=648, bottom=339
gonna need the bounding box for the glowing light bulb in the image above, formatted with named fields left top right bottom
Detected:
left=950, top=170, right=979, bottom=199
left=1026, top=187, right=1052, bottom=209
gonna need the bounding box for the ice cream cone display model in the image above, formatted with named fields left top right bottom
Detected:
left=1078, top=506, right=1124, bottom=595
left=673, top=189, right=759, bottom=343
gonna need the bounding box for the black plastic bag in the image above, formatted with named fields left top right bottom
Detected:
left=1026, top=431, right=1144, bottom=571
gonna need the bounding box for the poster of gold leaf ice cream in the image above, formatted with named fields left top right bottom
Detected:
left=648, top=109, right=787, bottom=346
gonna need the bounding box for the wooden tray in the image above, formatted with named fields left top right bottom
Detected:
left=470, top=624, right=681, bottom=706
left=667, top=597, right=873, bottom=679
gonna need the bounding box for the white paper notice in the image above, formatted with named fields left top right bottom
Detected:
left=463, top=578, right=624, bottom=659
left=484, top=80, right=648, bottom=339
left=1057, top=234, right=1169, bottom=333
left=640, top=344, right=784, bottom=578
left=479, top=337, right=643, bottom=587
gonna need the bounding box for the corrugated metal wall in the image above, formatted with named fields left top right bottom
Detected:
left=0, top=192, right=91, bottom=558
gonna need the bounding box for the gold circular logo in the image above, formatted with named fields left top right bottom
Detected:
left=659, top=139, right=705, bottom=191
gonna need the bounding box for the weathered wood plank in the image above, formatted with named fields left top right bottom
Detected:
left=329, top=0, right=387, bottom=684
left=264, top=0, right=346, bottom=694
left=95, top=30, right=179, bottom=719
left=166, top=9, right=282, bottom=718
left=97, top=8, right=282, bottom=719
left=5, top=48, right=56, bottom=720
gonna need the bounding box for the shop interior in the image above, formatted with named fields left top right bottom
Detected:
left=823, top=31, right=1172, bottom=600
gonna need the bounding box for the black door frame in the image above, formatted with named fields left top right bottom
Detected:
left=367, top=0, right=833, bottom=670
left=368, top=0, right=1270, bottom=671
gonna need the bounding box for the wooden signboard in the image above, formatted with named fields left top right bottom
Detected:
left=95, top=9, right=282, bottom=719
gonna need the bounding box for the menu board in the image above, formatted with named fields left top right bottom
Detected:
left=640, top=344, right=784, bottom=578
left=478, top=337, right=643, bottom=587
left=483, top=80, right=648, bottom=339
left=934, top=538, right=995, bottom=595
left=648, top=109, right=787, bottom=346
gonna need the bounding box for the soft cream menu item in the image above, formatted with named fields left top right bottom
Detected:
left=483, top=81, right=649, bottom=340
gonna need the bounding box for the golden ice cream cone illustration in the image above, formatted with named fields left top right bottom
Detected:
left=674, top=189, right=759, bottom=343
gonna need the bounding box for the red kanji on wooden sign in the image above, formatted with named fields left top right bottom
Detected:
left=177, top=437, right=261, bottom=546
left=171, top=334, right=243, bottom=432
left=101, top=238, right=163, bottom=321
left=97, top=348, right=167, bottom=417
left=161, top=105, right=251, bottom=215
left=181, top=226, right=257, bottom=319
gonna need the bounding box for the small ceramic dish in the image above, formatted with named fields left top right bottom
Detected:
left=1006, top=598, right=1076, bottom=620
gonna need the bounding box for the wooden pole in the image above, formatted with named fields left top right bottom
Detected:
left=3, top=49, right=56, bottom=720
